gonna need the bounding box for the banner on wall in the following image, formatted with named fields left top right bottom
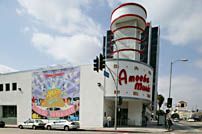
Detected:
left=32, top=67, right=80, bottom=120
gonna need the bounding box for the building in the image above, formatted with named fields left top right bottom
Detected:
left=175, top=101, right=192, bottom=120
left=0, top=3, right=159, bottom=128
left=141, top=23, right=160, bottom=115
left=103, top=16, right=160, bottom=118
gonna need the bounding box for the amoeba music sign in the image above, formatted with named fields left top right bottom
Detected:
left=105, top=60, right=153, bottom=101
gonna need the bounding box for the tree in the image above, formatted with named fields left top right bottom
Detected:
left=157, top=94, right=165, bottom=110
left=171, top=113, right=180, bottom=119
left=198, top=112, right=202, bottom=121
left=156, top=110, right=165, bottom=116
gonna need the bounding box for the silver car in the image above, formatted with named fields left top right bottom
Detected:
left=18, top=119, right=46, bottom=129
left=45, top=120, right=79, bottom=131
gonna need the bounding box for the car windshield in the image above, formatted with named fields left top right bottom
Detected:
left=54, top=120, right=67, bottom=123
left=36, top=120, right=43, bottom=123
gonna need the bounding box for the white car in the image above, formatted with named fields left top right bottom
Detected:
left=187, top=118, right=195, bottom=122
left=18, top=119, right=46, bottom=129
left=45, top=120, right=79, bottom=131
left=173, top=118, right=179, bottom=122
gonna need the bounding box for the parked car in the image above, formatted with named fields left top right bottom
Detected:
left=187, top=118, right=195, bottom=122
left=45, top=120, right=79, bottom=131
left=173, top=118, right=179, bottom=122
left=0, top=120, right=5, bottom=128
left=18, top=119, right=46, bottom=129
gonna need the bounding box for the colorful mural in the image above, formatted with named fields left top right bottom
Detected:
left=32, top=67, right=80, bottom=120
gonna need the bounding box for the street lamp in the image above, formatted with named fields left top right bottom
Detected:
left=168, top=58, right=188, bottom=98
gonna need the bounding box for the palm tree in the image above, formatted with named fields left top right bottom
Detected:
left=157, top=94, right=164, bottom=110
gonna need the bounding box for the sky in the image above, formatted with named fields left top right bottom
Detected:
left=0, top=0, right=202, bottom=111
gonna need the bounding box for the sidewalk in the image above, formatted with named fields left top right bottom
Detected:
left=5, top=121, right=167, bottom=133
left=5, top=124, right=18, bottom=128
left=82, top=121, right=167, bottom=133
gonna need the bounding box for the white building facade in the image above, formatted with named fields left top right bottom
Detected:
left=0, top=3, right=155, bottom=128
left=0, top=61, right=153, bottom=127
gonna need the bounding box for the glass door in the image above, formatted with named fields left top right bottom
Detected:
left=117, top=108, right=128, bottom=126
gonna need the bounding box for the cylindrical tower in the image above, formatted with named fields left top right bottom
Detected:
left=110, top=3, right=147, bottom=61
left=104, top=3, right=153, bottom=127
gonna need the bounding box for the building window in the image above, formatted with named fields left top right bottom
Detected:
left=3, top=106, right=17, bottom=117
left=0, top=84, right=3, bottom=91
left=6, top=83, right=10, bottom=91
left=181, top=104, right=184, bottom=107
left=12, top=83, right=17, bottom=91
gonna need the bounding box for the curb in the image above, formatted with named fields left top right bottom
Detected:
left=94, top=130, right=143, bottom=133
left=5, top=125, right=18, bottom=128
left=4, top=125, right=167, bottom=133
left=80, top=127, right=166, bottom=133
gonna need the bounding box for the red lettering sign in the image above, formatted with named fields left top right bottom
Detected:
left=118, top=69, right=151, bottom=93
left=119, top=69, right=127, bottom=85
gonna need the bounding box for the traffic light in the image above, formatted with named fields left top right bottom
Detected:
left=167, top=98, right=172, bottom=108
left=118, top=96, right=122, bottom=105
left=106, top=30, right=114, bottom=58
left=93, top=56, right=99, bottom=72
left=99, top=54, right=105, bottom=71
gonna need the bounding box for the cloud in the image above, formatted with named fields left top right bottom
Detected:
left=17, top=0, right=101, bottom=36
left=158, top=75, right=202, bottom=110
left=105, top=0, right=119, bottom=8
left=32, top=33, right=101, bottom=65
left=17, top=0, right=102, bottom=65
left=0, top=65, right=17, bottom=74
left=194, top=60, right=202, bottom=69
left=23, top=27, right=30, bottom=33
left=17, top=0, right=202, bottom=64
left=16, top=8, right=25, bottom=15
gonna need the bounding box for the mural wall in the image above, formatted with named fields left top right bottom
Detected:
left=32, top=67, right=80, bottom=120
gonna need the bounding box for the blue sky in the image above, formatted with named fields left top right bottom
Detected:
left=1, top=0, right=202, bottom=110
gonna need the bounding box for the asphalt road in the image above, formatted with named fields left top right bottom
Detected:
left=172, top=121, right=202, bottom=133
left=0, top=128, right=111, bottom=134
left=1, top=121, right=202, bottom=134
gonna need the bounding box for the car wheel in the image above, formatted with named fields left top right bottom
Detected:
left=47, top=125, right=51, bottom=130
left=19, top=125, right=23, bottom=129
left=64, top=126, right=69, bottom=131
left=32, top=125, right=36, bottom=130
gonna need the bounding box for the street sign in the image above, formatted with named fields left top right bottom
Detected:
left=104, top=70, right=109, bottom=78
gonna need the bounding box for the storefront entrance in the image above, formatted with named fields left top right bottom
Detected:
left=0, top=105, right=17, bottom=125
left=117, top=108, right=128, bottom=126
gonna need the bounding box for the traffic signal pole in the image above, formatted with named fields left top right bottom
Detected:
left=111, top=39, right=119, bottom=131
left=167, top=62, right=173, bottom=109
left=168, top=62, right=173, bottom=98
left=93, top=41, right=119, bottom=130
left=167, top=59, right=188, bottom=109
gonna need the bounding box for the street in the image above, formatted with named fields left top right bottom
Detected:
left=173, top=121, right=202, bottom=133
left=1, top=121, right=202, bottom=134
left=0, top=128, right=108, bottom=134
